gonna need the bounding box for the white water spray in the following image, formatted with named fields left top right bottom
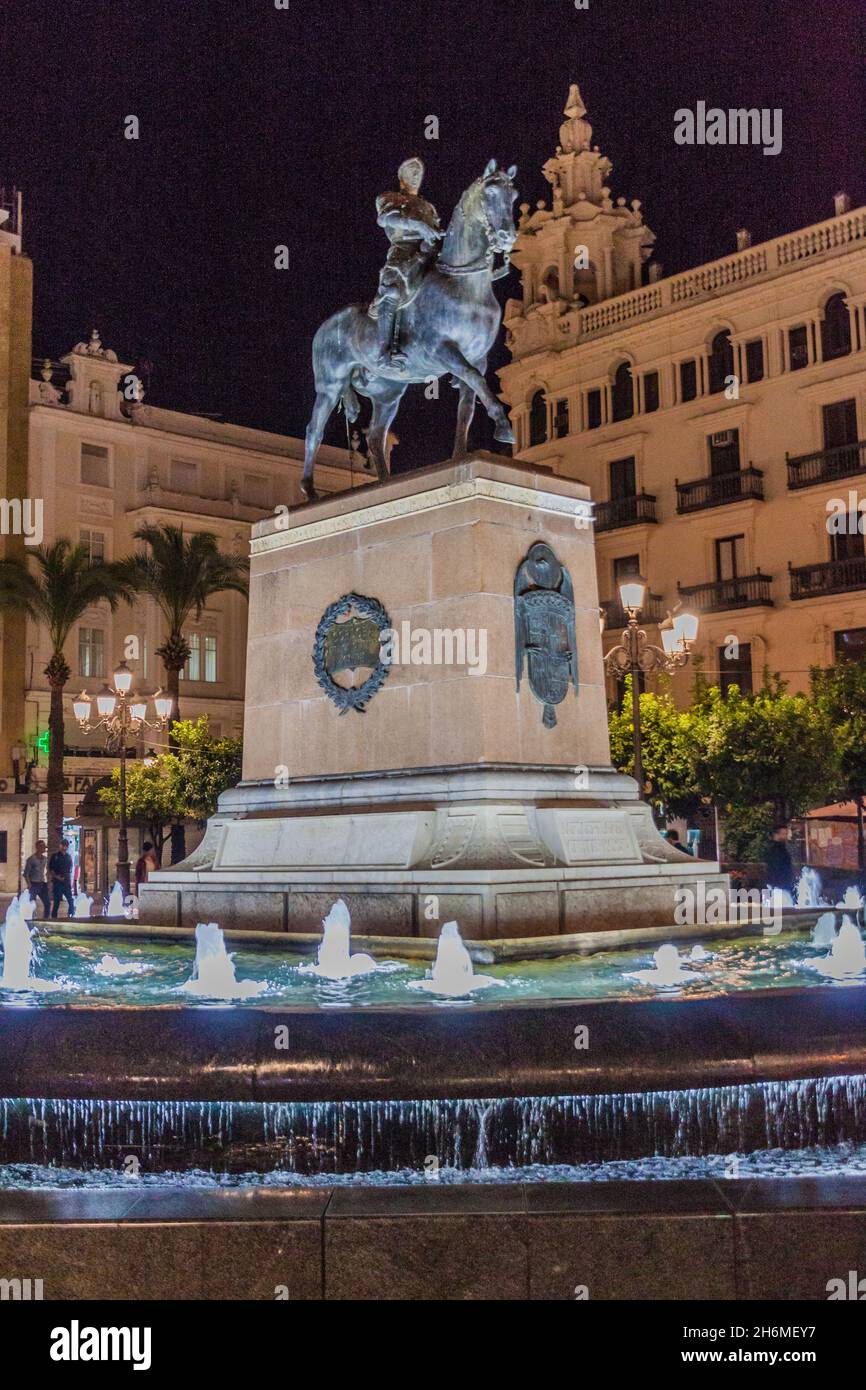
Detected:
left=93, top=954, right=147, bottom=977
left=409, top=922, right=502, bottom=997
left=300, top=899, right=376, bottom=980
left=104, top=881, right=125, bottom=917
left=795, top=866, right=823, bottom=909
left=180, top=922, right=266, bottom=999
left=0, top=899, right=61, bottom=992
left=625, top=943, right=701, bottom=989
left=810, top=916, right=866, bottom=980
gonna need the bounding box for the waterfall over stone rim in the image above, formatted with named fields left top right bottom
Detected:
left=3, top=1073, right=866, bottom=1176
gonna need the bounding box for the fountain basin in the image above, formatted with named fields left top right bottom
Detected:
left=2, top=985, right=866, bottom=1103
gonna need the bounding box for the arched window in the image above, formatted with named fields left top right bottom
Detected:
left=529, top=390, right=547, bottom=447
left=821, top=292, right=851, bottom=361
left=708, top=330, right=734, bottom=394
left=611, top=362, right=634, bottom=422
left=540, top=266, right=560, bottom=302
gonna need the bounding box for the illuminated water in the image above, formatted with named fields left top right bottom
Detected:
left=5, top=1144, right=866, bottom=1189
left=104, top=881, right=125, bottom=917
left=297, top=899, right=377, bottom=980
left=3, top=924, right=866, bottom=1006
left=408, top=921, right=502, bottom=997
left=808, top=915, right=866, bottom=980
left=3, top=1075, right=866, bottom=1180
left=0, top=902, right=62, bottom=993
left=624, top=943, right=700, bottom=989
left=179, top=921, right=267, bottom=999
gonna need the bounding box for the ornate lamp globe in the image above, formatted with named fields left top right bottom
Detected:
left=96, top=685, right=117, bottom=718
left=153, top=690, right=173, bottom=723
left=618, top=575, right=647, bottom=615
left=72, top=691, right=92, bottom=723
left=112, top=661, right=134, bottom=696
left=672, top=611, right=699, bottom=647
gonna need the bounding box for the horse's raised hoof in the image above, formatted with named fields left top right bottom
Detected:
left=494, top=421, right=515, bottom=446
left=299, top=477, right=318, bottom=503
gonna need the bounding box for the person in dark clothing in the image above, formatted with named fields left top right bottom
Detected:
left=663, top=828, right=691, bottom=854
left=134, top=841, right=159, bottom=890
left=765, top=823, right=796, bottom=894
left=48, top=839, right=74, bottom=919
left=23, top=839, right=51, bottom=917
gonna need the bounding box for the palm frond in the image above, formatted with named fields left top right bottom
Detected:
left=0, top=540, right=136, bottom=654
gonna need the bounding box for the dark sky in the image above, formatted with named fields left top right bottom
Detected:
left=2, top=0, right=864, bottom=468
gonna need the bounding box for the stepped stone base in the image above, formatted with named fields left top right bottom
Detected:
left=140, top=766, right=727, bottom=937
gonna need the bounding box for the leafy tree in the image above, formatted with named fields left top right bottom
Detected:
left=810, top=659, right=866, bottom=869
left=170, top=717, right=243, bottom=820
left=97, top=758, right=180, bottom=864
left=720, top=802, right=777, bottom=865
left=608, top=677, right=703, bottom=817
left=694, top=676, right=834, bottom=825
left=0, top=540, right=134, bottom=849
left=98, top=717, right=242, bottom=862
left=608, top=668, right=836, bottom=865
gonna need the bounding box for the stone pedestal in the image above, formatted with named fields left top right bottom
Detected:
left=141, top=453, right=726, bottom=937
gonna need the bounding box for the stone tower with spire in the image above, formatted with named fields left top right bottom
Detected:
left=506, top=83, right=655, bottom=357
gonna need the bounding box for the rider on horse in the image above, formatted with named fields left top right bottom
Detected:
left=369, top=157, right=443, bottom=371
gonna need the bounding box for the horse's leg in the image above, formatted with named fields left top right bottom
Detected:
left=301, top=384, right=342, bottom=501
left=452, top=382, right=476, bottom=458
left=437, top=344, right=514, bottom=446
left=367, top=384, right=406, bottom=482
left=451, top=357, right=485, bottom=458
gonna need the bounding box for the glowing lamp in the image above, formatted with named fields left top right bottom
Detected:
left=153, top=690, right=173, bottom=723
left=96, top=685, right=117, bottom=718
left=672, top=611, right=699, bottom=645
left=112, top=661, right=133, bottom=695
left=72, top=691, right=92, bottom=723
left=618, top=575, right=647, bottom=614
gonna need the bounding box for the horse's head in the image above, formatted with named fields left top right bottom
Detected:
left=477, top=158, right=519, bottom=254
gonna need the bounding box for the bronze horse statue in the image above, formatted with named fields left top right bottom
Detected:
left=301, top=160, right=519, bottom=501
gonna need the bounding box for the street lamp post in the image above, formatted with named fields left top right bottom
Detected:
left=601, top=577, right=699, bottom=799
left=73, top=662, right=173, bottom=895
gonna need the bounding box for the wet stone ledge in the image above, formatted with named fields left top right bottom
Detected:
left=0, top=1178, right=864, bottom=1300
left=1, top=985, right=866, bottom=1103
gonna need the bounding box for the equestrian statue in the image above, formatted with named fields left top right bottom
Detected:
left=301, top=156, right=519, bottom=501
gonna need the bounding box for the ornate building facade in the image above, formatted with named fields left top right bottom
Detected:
left=0, top=191, right=34, bottom=902
left=500, top=84, right=866, bottom=706
left=4, top=323, right=354, bottom=897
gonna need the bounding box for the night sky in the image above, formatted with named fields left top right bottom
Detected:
left=3, top=0, right=864, bottom=468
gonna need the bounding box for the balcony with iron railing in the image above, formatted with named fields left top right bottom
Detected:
left=601, top=592, right=665, bottom=629
left=786, top=439, right=866, bottom=491
left=675, top=468, right=764, bottom=514
left=677, top=571, right=773, bottom=613
left=594, top=492, right=658, bottom=532
left=789, top=554, right=866, bottom=600
left=508, top=207, right=866, bottom=358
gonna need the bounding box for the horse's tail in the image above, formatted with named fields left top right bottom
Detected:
left=341, top=378, right=361, bottom=423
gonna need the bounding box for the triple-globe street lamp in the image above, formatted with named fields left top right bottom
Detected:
left=601, top=576, right=699, bottom=800
left=73, top=662, right=173, bottom=895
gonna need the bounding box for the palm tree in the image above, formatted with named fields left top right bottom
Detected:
left=0, top=540, right=135, bottom=851
left=120, top=525, right=249, bottom=863
left=120, top=524, right=250, bottom=739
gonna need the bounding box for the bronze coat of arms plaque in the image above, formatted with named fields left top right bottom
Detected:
left=313, top=592, right=392, bottom=713
left=514, top=542, right=578, bottom=728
